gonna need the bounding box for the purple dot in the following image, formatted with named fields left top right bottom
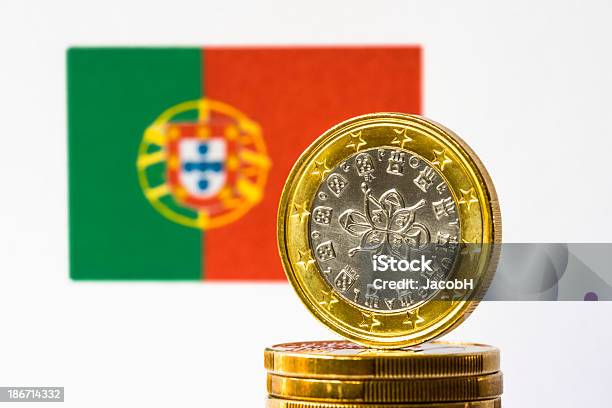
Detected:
left=584, top=292, right=598, bottom=301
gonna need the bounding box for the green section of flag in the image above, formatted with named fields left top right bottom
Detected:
left=68, top=48, right=203, bottom=279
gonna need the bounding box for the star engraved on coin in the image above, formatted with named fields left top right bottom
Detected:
left=391, top=128, right=413, bottom=149
left=431, top=148, right=452, bottom=171
left=318, top=289, right=339, bottom=311
left=296, top=249, right=316, bottom=272
left=311, top=160, right=331, bottom=181
left=458, top=187, right=479, bottom=211
left=441, top=286, right=466, bottom=305
left=345, top=131, right=367, bottom=152
left=291, top=202, right=311, bottom=223
left=403, top=308, right=425, bottom=328
left=359, top=312, right=381, bottom=331
left=308, top=147, right=461, bottom=313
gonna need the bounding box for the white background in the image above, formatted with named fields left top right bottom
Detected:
left=0, top=1, right=611, bottom=407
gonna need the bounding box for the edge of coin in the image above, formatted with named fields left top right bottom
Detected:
left=267, top=372, right=503, bottom=403
left=417, top=115, right=502, bottom=331
left=266, top=397, right=502, bottom=408
left=264, top=341, right=500, bottom=379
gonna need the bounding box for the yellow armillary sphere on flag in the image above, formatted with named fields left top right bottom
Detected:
left=137, top=99, right=271, bottom=229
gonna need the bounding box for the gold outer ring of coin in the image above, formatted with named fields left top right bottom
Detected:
left=267, top=371, right=503, bottom=403
left=265, top=341, right=499, bottom=379
left=277, top=113, right=502, bottom=348
left=266, top=397, right=502, bottom=408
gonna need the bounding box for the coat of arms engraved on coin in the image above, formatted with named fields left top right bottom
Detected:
left=308, top=147, right=460, bottom=312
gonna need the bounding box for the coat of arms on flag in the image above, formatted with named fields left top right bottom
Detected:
left=138, top=99, right=270, bottom=230
left=68, top=47, right=421, bottom=280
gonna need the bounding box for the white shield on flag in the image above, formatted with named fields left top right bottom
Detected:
left=178, top=137, right=227, bottom=199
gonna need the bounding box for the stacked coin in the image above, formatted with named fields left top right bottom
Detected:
left=271, top=113, right=503, bottom=406
left=277, top=113, right=501, bottom=349
left=264, top=340, right=502, bottom=407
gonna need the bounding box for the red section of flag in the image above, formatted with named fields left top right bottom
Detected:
left=203, top=46, right=421, bottom=280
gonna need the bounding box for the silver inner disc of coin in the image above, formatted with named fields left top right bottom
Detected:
left=308, top=147, right=461, bottom=313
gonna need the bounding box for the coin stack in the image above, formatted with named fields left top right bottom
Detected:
left=264, top=340, right=502, bottom=407
left=271, top=113, right=503, bottom=407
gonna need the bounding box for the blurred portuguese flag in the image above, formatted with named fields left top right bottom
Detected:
left=67, top=47, right=421, bottom=280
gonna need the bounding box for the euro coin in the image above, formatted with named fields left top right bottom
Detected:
left=266, top=397, right=502, bottom=408
left=265, top=340, right=499, bottom=379
left=277, top=113, right=501, bottom=348
left=267, top=371, right=502, bottom=403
